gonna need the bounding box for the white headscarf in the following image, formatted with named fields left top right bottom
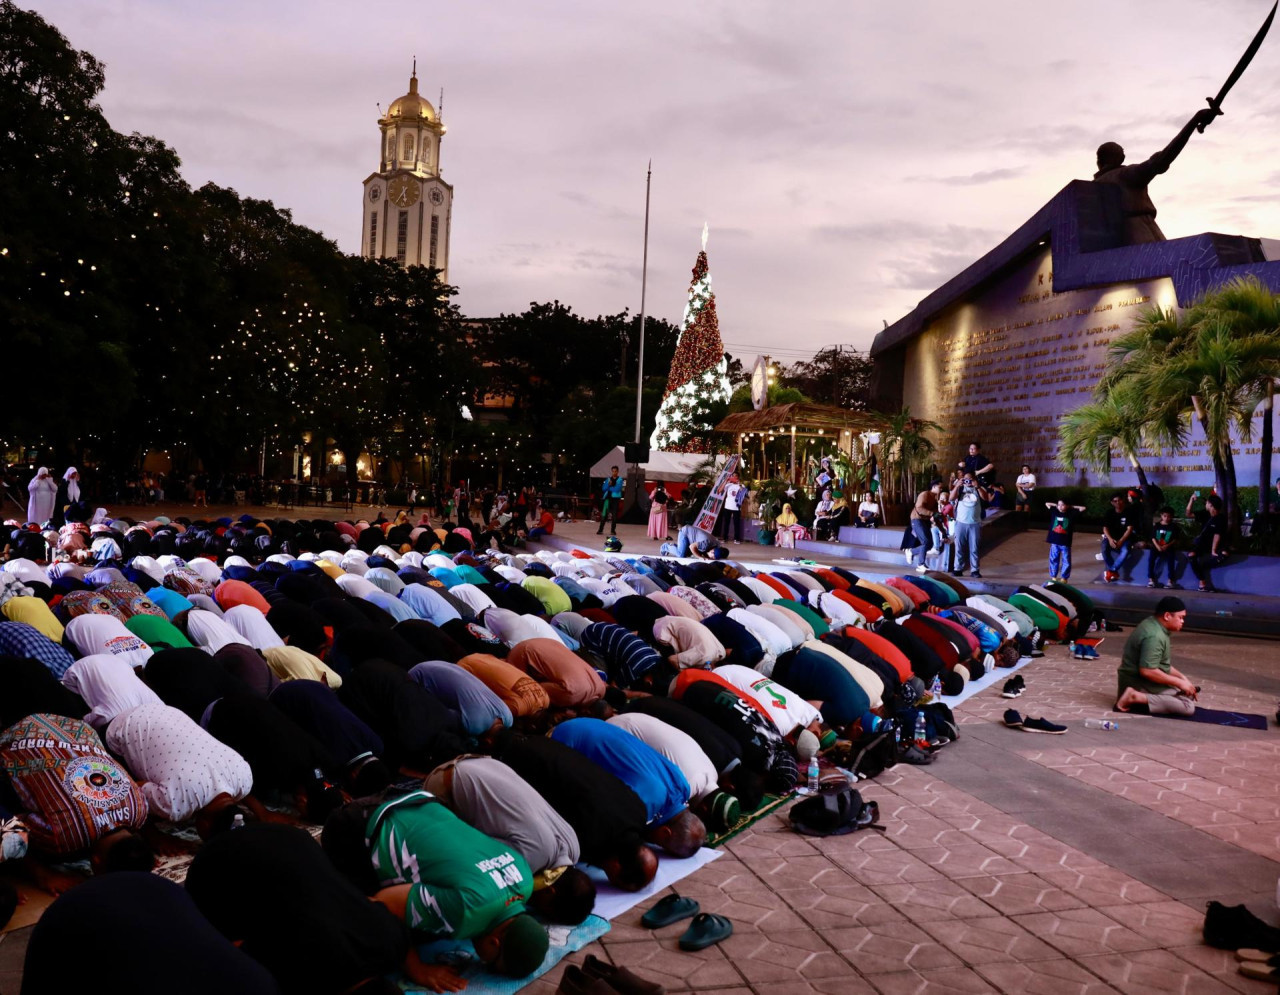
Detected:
left=63, top=467, right=80, bottom=503
left=184, top=609, right=251, bottom=654
left=222, top=604, right=285, bottom=651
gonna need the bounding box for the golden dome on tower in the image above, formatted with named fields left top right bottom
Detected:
left=387, top=71, right=436, bottom=122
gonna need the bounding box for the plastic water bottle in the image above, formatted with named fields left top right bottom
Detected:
left=1215, top=611, right=1233, bottom=617
left=930, top=673, right=942, bottom=698
left=913, top=712, right=929, bottom=749
left=798, top=755, right=820, bottom=795
left=231, top=813, right=245, bottom=829
left=1083, top=718, right=1119, bottom=731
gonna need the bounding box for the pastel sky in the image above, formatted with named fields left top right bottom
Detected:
left=41, top=0, right=1280, bottom=363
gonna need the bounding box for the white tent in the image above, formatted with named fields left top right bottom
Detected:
left=589, top=447, right=725, bottom=482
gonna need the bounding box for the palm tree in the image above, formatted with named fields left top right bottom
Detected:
left=880, top=408, right=942, bottom=507
left=1186, top=278, right=1280, bottom=515
left=1088, top=278, right=1280, bottom=533
left=1056, top=386, right=1152, bottom=488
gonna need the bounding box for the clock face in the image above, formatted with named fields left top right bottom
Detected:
left=387, top=176, right=420, bottom=208
left=368, top=186, right=381, bottom=203
left=428, top=188, right=445, bottom=206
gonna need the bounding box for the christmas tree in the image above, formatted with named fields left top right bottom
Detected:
left=650, top=226, right=732, bottom=451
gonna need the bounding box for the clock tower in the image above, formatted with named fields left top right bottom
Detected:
left=361, top=64, right=453, bottom=280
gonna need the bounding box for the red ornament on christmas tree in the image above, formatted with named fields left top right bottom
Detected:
left=650, top=225, right=732, bottom=452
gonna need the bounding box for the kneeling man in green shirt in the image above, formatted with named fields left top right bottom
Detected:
left=325, top=790, right=548, bottom=992
left=1115, top=596, right=1197, bottom=716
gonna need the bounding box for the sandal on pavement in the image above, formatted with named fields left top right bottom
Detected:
left=641, top=892, right=699, bottom=929
left=678, top=912, right=733, bottom=951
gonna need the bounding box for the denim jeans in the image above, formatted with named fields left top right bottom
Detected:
left=909, top=519, right=931, bottom=566
left=1147, top=548, right=1180, bottom=582
left=953, top=522, right=981, bottom=572
left=1101, top=538, right=1131, bottom=571
left=1048, top=543, right=1071, bottom=580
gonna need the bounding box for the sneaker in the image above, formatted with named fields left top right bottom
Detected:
left=1084, top=646, right=1101, bottom=660
left=915, top=564, right=928, bottom=574
left=1104, top=571, right=1117, bottom=583
left=1204, top=901, right=1280, bottom=952
left=951, top=570, right=963, bottom=577
left=970, top=570, right=982, bottom=578
left=1021, top=716, right=1068, bottom=734
left=926, top=547, right=941, bottom=556
left=1002, top=709, right=1024, bottom=728
left=905, top=551, right=914, bottom=565
left=1001, top=678, right=1023, bottom=699
left=1095, top=552, right=1105, bottom=561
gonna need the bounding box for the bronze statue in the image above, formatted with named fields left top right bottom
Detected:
left=1094, top=1, right=1276, bottom=245
left=1093, top=109, right=1218, bottom=244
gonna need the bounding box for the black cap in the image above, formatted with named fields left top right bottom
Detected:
left=1154, top=596, right=1186, bottom=615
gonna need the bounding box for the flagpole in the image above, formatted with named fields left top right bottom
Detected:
left=633, top=160, right=652, bottom=444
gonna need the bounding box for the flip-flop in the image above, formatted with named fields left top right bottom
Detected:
left=1239, top=962, right=1280, bottom=982
left=1237, top=949, right=1280, bottom=962
left=678, top=912, right=733, bottom=951
left=640, top=892, right=699, bottom=929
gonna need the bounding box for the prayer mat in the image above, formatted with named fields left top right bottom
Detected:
left=705, top=791, right=794, bottom=848
left=1, top=880, right=55, bottom=934
left=1158, top=706, right=1269, bottom=730
left=406, top=914, right=610, bottom=995
left=942, top=654, right=1035, bottom=708
left=586, top=847, right=724, bottom=922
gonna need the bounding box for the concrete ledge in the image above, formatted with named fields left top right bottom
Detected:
left=1090, top=548, right=1278, bottom=598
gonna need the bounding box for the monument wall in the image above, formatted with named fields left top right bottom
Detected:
left=901, top=247, right=1278, bottom=488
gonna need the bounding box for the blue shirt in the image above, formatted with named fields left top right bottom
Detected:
left=399, top=584, right=462, bottom=627
left=550, top=717, right=689, bottom=825
left=146, top=586, right=195, bottom=621
left=601, top=476, right=624, bottom=500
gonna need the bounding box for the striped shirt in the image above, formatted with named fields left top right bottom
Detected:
left=580, top=622, right=662, bottom=686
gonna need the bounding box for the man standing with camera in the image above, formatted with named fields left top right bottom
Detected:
left=950, top=473, right=990, bottom=579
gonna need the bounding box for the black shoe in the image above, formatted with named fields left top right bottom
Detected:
left=970, top=570, right=982, bottom=578
left=1204, top=901, right=1280, bottom=952
left=1001, top=678, right=1023, bottom=699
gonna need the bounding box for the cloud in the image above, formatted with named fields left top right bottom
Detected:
left=912, top=167, right=1027, bottom=186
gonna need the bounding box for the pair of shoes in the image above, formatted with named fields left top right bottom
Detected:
left=1003, top=710, right=1067, bottom=734
left=1001, top=675, right=1025, bottom=698
left=970, top=570, right=982, bottom=578
left=561, top=957, right=666, bottom=995
left=1204, top=900, right=1280, bottom=952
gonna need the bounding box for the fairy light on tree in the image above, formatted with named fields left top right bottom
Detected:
left=650, top=224, right=731, bottom=452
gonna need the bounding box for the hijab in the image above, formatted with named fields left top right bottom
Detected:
left=776, top=503, right=798, bottom=527
left=64, top=467, right=80, bottom=503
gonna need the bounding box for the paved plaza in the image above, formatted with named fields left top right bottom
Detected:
left=512, top=629, right=1279, bottom=995
left=1, top=504, right=1274, bottom=994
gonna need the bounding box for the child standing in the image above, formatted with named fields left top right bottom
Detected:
left=1147, top=506, right=1183, bottom=588
left=1045, top=498, right=1086, bottom=581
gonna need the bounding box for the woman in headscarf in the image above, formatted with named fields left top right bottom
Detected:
left=775, top=502, right=799, bottom=548
left=647, top=482, right=670, bottom=541
left=53, top=467, right=83, bottom=527
left=27, top=468, right=57, bottom=525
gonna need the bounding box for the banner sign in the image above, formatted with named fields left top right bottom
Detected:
left=693, top=455, right=740, bottom=533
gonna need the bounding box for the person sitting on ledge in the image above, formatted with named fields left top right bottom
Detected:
left=855, top=492, right=881, bottom=529
left=813, top=489, right=839, bottom=540
left=1115, top=597, right=1196, bottom=716
left=1185, top=492, right=1229, bottom=593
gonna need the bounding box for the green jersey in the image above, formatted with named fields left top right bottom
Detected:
left=366, top=791, right=530, bottom=940
left=1117, top=616, right=1172, bottom=696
